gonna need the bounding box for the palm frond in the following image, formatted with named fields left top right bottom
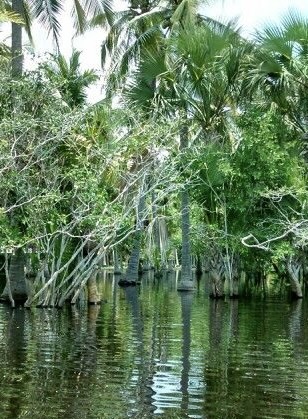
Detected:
left=82, top=0, right=114, bottom=25
left=200, top=15, right=241, bottom=38
left=255, top=11, right=308, bottom=59
left=107, top=24, right=163, bottom=87
left=89, top=11, right=108, bottom=29
left=0, top=3, right=24, bottom=24
left=282, top=9, right=308, bottom=40
left=71, top=0, right=87, bottom=34
left=69, top=49, right=82, bottom=73
left=0, top=42, right=11, bottom=60
left=56, top=53, right=70, bottom=76
left=29, top=0, right=63, bottom=45
left=100, top=10, right=132, bottom=66
left=124, top=47, right=168, bottom=109
left=22, top=1, right=33, bottom=44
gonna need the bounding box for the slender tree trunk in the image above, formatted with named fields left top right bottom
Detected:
left=119, top=178, right=147, bottom=286
left=152, top=191, right=160, bottom=253
left=12, top=0, right=24, bottom=78
left=228, top=256, right=239, bottom=298
left=175, top=249, right=179, bottom=267
left=287, top=257, right=303, bottom=299
left=177, top=124, right=194, bottom=291
left=151, top=191, right=162, bottom=276
left=152, top=191, right=169, bottom=277
left=1, top=249, right=28, bottom=305
left=195, top=254, right=203, bottom=278
left=113, top=247, right=122, bottom=275
left=178, top=188, right=194, bottom=288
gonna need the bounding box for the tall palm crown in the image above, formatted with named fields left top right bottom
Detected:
left=128, top=21, right=246, bottom=119
left=43, top=49, right=99, bottom=108
left=98, top=0, right=214, bottom=95
left=248, top=11, right=308, bottom=135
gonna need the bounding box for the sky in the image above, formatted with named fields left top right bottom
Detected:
left=3, top=0, right=308, bottom=102
left=205, top=0, right=308, bottom=34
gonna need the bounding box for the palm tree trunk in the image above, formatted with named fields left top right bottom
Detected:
left=177, top=124, right=194, bottom=291
left=119, top=178, right=147, bottom=286
left=123, top=230, right=142, bottom=284
left=11, top=0, right=24, bottom=78
left=151, top=191, right=161, bottom=273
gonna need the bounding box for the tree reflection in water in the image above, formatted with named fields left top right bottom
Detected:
left=0, top=276, right=308, bottom=418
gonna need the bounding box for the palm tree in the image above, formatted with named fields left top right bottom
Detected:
left=98, top=0, right=219, bottom=96
left=126, top=20, right=248, bottom=291
left=101, top=0, right=248, bottom=291
left=43, top=49, right=99, bottom=108
left=103, top=1, right=211, bottom=289
left=9, top=0, right=114, bottom=77
left=247, top=11, right=308, bottom=135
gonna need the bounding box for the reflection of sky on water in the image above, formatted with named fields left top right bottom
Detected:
left=150, top=359, right=205, bottom=416
left=142, top=288, right=208, bottom=417
left=152, top=369, right=183, bottom=414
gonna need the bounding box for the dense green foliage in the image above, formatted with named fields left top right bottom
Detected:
left=1, top=2, right=308, bottom=305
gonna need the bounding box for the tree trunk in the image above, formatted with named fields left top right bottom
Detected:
left=229, top=257, right=239, bottom=298
left=177, top=124, right=194, bottom=291
left=208, top=248, right=225, bottom=298
left=122, top=231, right=142, bottom=284
left=87, top=275, right=101, bottom=305
left=151, top=191, right=168, bottom=276
left=175, top=248, right=180, bottom=267
left=12, top=0, right=24, bottom=78
left=229, top=275, right=239, bottom=298
left=209, top=269, right=225, bottom=299
left=195, top=254, right=203, bottom=278
left=152, top=191, right=160, bottom=256
left=287, top=257, right=303, bottom=299
left=119, top=178, right=147, bottom=286
left=1, top=249, right=28, bottom=305
left=113, top=247, right=122, bottom=275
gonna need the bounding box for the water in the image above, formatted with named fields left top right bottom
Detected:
left=1, top=273, right=308, bottom=418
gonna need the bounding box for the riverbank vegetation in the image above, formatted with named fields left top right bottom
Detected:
left=1, top=1, right=308, bottom=306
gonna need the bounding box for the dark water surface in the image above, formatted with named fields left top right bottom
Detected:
left=1, top=273, right=308, bottom=418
